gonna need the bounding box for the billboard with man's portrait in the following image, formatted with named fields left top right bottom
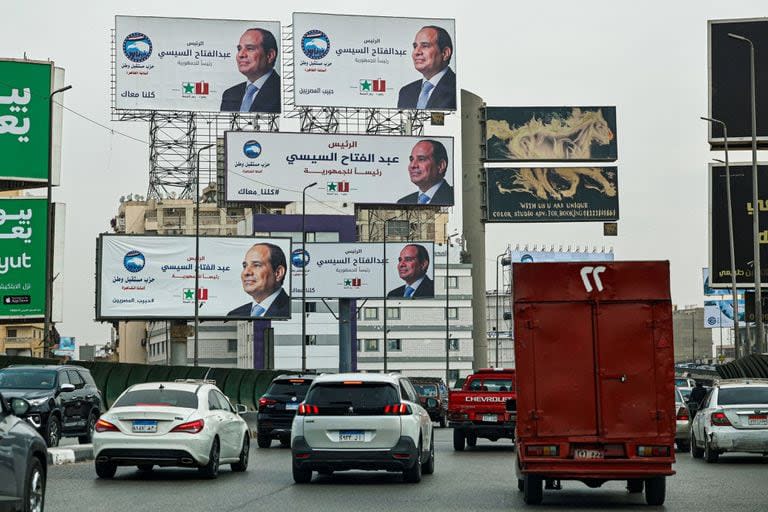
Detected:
left=225, top=132, right=454, bottom=206
left=293, top=13, right=456, bottom=110
left=114, top=16, right=281, bottom=113
left=97, top=235, right=292, bottom=320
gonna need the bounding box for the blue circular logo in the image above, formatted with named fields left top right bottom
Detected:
left=520, top=254, right=534, bottom=263
left=243, top=140, right=262, bottom=159
left=123, top=32, right=153, bottom=63
left=707, top=316, right=717, bottom=326
left=301, top=30, right=330, bottom=60
left=123, top=250, right=146, bottom=273
left=291, top=249, right=310, bottom=268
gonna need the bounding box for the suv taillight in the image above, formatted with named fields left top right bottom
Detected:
left=258, top=397, right=277, bottom=411
left=383, top=403, right=412, bottom=415
left=95, top=419, right=119, bottom=433
left=711, top=411, right=732, bottom=426
left=297, top=404, right=319, bottom=415
left=676, top=406, right=689, bottom=421
left=171, top=419, right=205, bottom=434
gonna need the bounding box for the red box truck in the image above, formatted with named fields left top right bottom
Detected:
left=513, top=261, right=675, bottom=506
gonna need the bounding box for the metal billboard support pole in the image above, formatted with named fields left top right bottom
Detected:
left=446, top=230, right=460, bottom=385
left=301, top=182, right=317, bottom=372
left=193, top=143, right=215, bottom=367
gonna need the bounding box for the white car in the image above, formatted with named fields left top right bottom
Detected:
left=93, top=380, right=250, bottom=479
left=690, top=378, right=768, bottom=462
left=290, top=373, right=435, bottom=483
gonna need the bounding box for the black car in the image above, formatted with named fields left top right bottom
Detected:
left=411, top=377, right=449, bottom=427
left=257, top=374, right=314, bottom=448
left=0, top=365, right=104, bottom=447
left=0, top=393, right=47, bottom=512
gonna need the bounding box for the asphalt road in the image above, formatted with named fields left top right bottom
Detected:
left=47, top=429, right=768, bottom=511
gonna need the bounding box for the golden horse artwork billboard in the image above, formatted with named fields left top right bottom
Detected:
left=484, top=106, right=617, bottom=162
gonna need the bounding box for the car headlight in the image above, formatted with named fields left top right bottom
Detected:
left=27, top=397, right=49, bottom=407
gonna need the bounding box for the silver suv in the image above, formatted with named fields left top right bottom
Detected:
left=290, top=373, right=436, bottom=483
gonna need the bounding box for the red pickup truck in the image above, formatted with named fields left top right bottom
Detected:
left=448, top=368, right=516, bottom=450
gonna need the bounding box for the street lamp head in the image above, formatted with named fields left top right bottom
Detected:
left=306, top=182, right=318, bottom=190
left=728, top=33, right=752, bottom=45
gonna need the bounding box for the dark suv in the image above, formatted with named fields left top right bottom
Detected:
left=0, top=365, right=104, bottom=447
left=410, top=377, right=449, bottom=427
left=257, top=374, right=314, bottom=448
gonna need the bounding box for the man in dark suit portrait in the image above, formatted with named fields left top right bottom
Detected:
left=220, top=28, right=281, bottom=113
left=227, top=242, right=290, bottom=318
left=397, top=25, right=456, bottom=110
left=387, top=244, right=434, bottom=299
left=397, top=139, right=454, bottom=206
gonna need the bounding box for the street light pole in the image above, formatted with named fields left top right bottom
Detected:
left=728, top=33, right=763, bottom=354
left=193, top=143, right=215, bottom=367
left=495, top=252, right=505, bottom=367
left=703, top=117, right=741, bottom=356
left=43, top=84, right=71, bottom=358
left=446, top=230, right=460, bottom=385
left=301, top=182, right=317, bottom=372
left=691, top=310, right=696, bottom=362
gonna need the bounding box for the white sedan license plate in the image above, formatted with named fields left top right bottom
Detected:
left=574, top=448, right=604, bottom=460
left=132, top=420, right=158, bottom=433
left=339, top=430, right=364, bottom=442
left=482, top=414, right=498, bottom=422
left=748, top=415, right=767, bottom=426
left=285, top=403, right=299, bottom=410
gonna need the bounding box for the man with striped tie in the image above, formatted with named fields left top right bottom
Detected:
left=387, top=244, right=434, bottom=299
left=227, top=242, right=290, bottom=318
left=397, top=25, right=455, bottom=110
left=397, top=139, right=454, bottom=206
left=220, top=28, right=281, bottom=113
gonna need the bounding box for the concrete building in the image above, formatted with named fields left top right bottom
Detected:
left=673, top=307, right=713, bottom=363
left=0, top=324, right=45, bottom=357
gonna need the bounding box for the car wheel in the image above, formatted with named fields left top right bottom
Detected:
left=231, top=435, right=250, bottom=472
left=78, top=412, right=98, bottom=444
left=523, top=474, right=543, bottom=505
left=292, top=461, right=312, bottom=484
left=95, top=460, right=117, bottom=479
left=517, top=478, right=524, bottom=492
left=45, top=415, right=60, bottom=448
left=199, top=437, right=220, bottom=479
left=24, top=457, right=45, bottom=512
left=136, top=464, right=153, bottom=473
left=644, top=476, right=666, bottom=506
left=676, top=440, right=690, bottom=452
left=452, top=429, right=465, bottom=451
left=279, top=436, right=291, bottom=448
left=626, top=479, right=644, bottom=493
left=256, top=433, right=272, bottom=448
left=423, top=435, right=435, bottom=475
left=466, top=434, right=477, bottom=448
left=403, top=439, right=423, bottom=483
left=690, top=432, right=704, bottom=459
left=704, top=440, right=719, bottom=463
left=439, top=415, right=447, bottom=428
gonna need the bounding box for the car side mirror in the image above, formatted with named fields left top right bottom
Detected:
left=10, top=397, right=30, bottom=416
left=235, top=404, right=248, bottom=415
left=59, top=383, right=76, bottom=393
left=426, top=398, right=438, bottom=408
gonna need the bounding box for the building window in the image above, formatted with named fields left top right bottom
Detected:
left=387, top=338, right=402, bottom=351
left=227, top=339, right=237, bottom=352
left=448, top=276, right=459, bottom=289
left=446, top=307, right=458, bottom=320
left=364, top=307, right=378, bottom=320
left=364, top=339, right=379, bottom=352
left=306, top=335, right=317, bottom=346
left=357, top=340, right=363, bottom=352
left=386, top=307, right=400, bottom=320
left=448, top=338, right=460, bottom=351
left=386, top=219, right=409, bottom=238
left=7, top=328, right=17, bottom=338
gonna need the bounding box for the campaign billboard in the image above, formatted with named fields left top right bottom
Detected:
left=484, top=106, right=617, bottom=162
left=289, top=242, right=435, bottom=299
left=485, top=167, right=618, bottom=222
left=507, top=248, right=614, bottom=265
left=225, top=132, right=454, bottom=206
left=293, top=13, right=456, bottom=110
left=0, top=198, right=47, bottom=321
left=704, top=299, right=745, bottom=328
left=54, top=336, right=76, bottom=357
left=97, top=235, right=292, bottom=320
left=0, top=59, right=53, bottom=189
left=709, top=163, right=768, bottom=287
left=708, top=19, right=768, bottom=147
left=115, top=16, right=281, bottom=113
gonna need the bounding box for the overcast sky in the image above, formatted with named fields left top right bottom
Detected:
left=1, top=1, right=764, bottom=346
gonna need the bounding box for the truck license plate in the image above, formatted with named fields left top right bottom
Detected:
left=339, top=430, right=364, bottom=442
left=748, top=414, right=767, bottom=426
left=482, top=414, right=497, bottom=422
left=574, top=448, right=604, bottom=460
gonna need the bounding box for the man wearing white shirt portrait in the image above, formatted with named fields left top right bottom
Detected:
left=397, top=139, right=454, bottom=206
left=397, top=25, right=455, bottom=110
left=227, top=242, right=290, bottom=318
left=220, top=28, right=281, bottom=113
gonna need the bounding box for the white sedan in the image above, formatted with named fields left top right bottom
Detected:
left=93, top=380, right=250, bottom=479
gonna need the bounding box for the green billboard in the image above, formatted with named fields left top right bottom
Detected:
left=0, top=198, right=47, bottom=320
left=0, top=59, right=52, bottom=188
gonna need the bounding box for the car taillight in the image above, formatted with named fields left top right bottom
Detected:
left=297, top=404, right=319, bottom=415
left=258, top=397, right=277, bottom=411
left=171, top=419, right=205, bottom=434
left=95, top=419, right=118, bottom=433
left=526, top=445, right=559, bottom=456
left=711, top=411, right=732, bottom=426
left=383, top=403, right=412, bottom=415
left=676, top=406, right=689, bottom=421
left=637, top=445, right=670, bottom=457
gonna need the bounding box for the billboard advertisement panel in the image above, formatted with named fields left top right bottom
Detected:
left=507, top=248, right=614, bottom=265
left=97, top=235, right=292, bottom=320
left=704, top=299, right=745, bottom=328
left=708, top=19, right=768, bottom=147
left=54, top=336, right=76, bottom=357
left=709, top=163, right=768, bottom=287
left=225, top=132, right=454, bottom=206
left=0, top=60, right=52, bottom=188
left=115, top=16, right=281, bottom=113
left=0, top=198, right=47, bottom=321
left=486, top=167, right=618, bottom=222
left=293, top=13, right=456, bottom=110
left=289, top=242, right=435, bottom=299
left=484, top=106, right=617, bottom=162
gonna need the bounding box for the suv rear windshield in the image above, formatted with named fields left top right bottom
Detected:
left=268, top=379, right=312, bottom=398
left=114, top=389, right=198, bottom=408
left=0, top=369, right=57, bottom=390
left=413, top=384, right=438, bottom=396
left=718, top=387, right=768, bottom=405
left=305, top=382, right=399, bottom=415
